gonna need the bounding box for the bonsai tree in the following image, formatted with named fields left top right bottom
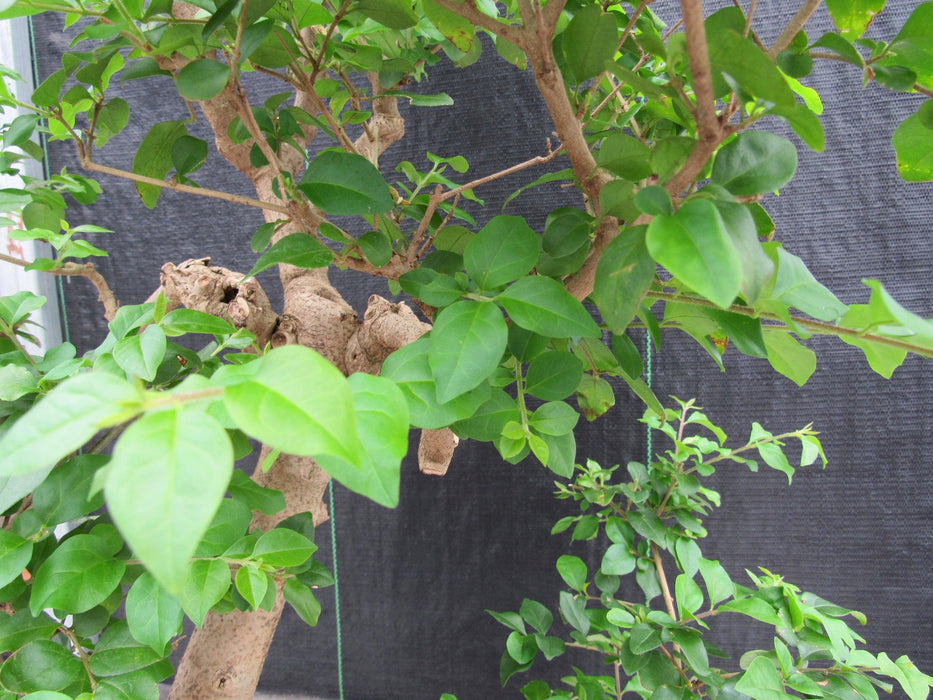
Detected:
left=0, top=0, right=932, bottom=697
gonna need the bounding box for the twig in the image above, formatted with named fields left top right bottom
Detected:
left=770, top=0, right=823, bottom=57
left=0, top=253, right=120, bottom=321
left=80, top=159, right=290, bottom=216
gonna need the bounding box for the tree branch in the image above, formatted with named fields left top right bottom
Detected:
left=0, top=254, right=120, bottom=321
left=430, top=0, right=527, bottom=48
left=770, top=0, right=823, bottom=57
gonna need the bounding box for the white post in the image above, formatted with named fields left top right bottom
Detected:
left=1, top=16, right=63, bottom=351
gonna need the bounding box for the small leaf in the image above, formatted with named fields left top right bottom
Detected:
left=252, top=528, right=316, bottom=568
left=825, top=0, right=886, bottom=36
left=497, top=277, right=601, bottom=338
left=235, top=565, right=269, bottom=608
left=132, top=121, right=187, bottom=208
left=0, top=531, right=32, bottom=589
left=764, top=331, right=816, bottom=385
left=180, top=559, right=231, bottom=627
left=561, top=6, right=618, bottom=83
left=242, top=233, right=334, bottom=280
left=113, top=325, right=167, bottom=381
left=525, top=351, right=583, bottom=401
left=0, top=640, right=83, bottom=693
left=464, top=215, right=540, bottom=290
left=125, top=572, right=184, bottom=653
left=423, top=0, right=475, bottom=51
left=298, top=149, right=393, bottom=215
left=429, top=301, right=507, bottom=403
left=160, top=308, right=236, bottom=336
left=30, top=534, right=125, bottom=615
left=893, top=102, right=933, bottom=182
left=593, top=226, right=656, bottom=332
left=176, top=58, right=230, bottom=101
left=711, top=131, right=798, bottom=196
left=556, top=555, right=587, bottom=592
left=284, top=578, right=322, bottom=626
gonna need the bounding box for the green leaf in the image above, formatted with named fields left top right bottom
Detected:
left=525, top=351, right=583, bottom=401
left=593, top=226, right=656, bottom=333
left=764, top=331, right=816, bottom=386
left=0, top=290, right=46, bottom=326
left=711, top=131, right=798, bottom=196
left=558, top=590, right=589, bottom=634
left=171, top=134, right=208, bottom=176
left=646, top=199, right=742, bottom=308
left=634, top=186, right=674, bottom=216
left=398, top=269, right=464, bottom=307
left=885, top=4, right=933, bottom=88
left=0, top=372, right=139, bottom=478
left=735, top=655, right=785, bottom=698
left=629, top=622, right=662, bottom=654
left=132, top=121, right=187, bottom=208
left=176, top=58, right=229, bottom=100
left=0, top=531, right=31, bottom=589
left=382, top=337, right=490, bottom=429
left=87, top=620, right=170, bottom=678
left=298, top=150, right=393, bottom=215
left=464, top=215, right=540, bottom=290
left=316, top=372, right=408, bottom=508
left=450, top=390, right=519, bottom=441
left=429, top=301, right=507, bottom=403
left=0, top=610, right=59, bottom=654
left=519, top=599, right=552, bottom=635
left=0, top=364, right=36, bottom=401
left=497, top=276, right=601, bottom=338
left=235, top=565, right=269, bottom=609
left=125, top=572, right=184, bottom=654
left=712, top=201, right=775, bottom=306
left=284, top=578, right=322, bottom=626
left=0, top=640, right=84, bottom=693
left=180, top=559, right=231, bottom=627
left=706, top=9, right=796, bottom=107
left=353, top=0, right=418, bottom=28
left=506, top=630, right=537, bottom=665
left=227, top=470, right=285, bottom=515
left=893, top=102, right=933, bottom=182
left=675, top=573, right=704, bottom=617
left=561, top=5, right=618, bottom=83
left=702, top=308, right=767, bottom=357
left=537, top=207, right=591, bottom=278
left=160, top=308, right=236, bottom=336
left=556, top=555, right=587, bottom=591
left=253, top=528, right=316, bottom=568
left=357, top=230, right=393, bottom=267
left=719, top=596, right=783, bottom=625
left=30, top=534, right=125, bottom=615
left=601, top=543, right=636, bottom=576
left=598, top=132, right=652, bottom=181
left=758, top=246, right=848, bottom=322
left=825, top=0, right=886, bottom=36
left=422, top=0, right=475, bottom=51
left=105, top=408, right=233, bottom=593
left=487, top=609, right=526, bottom=634
left=528, top=401, right=579, bottom=436
left=225, top=345, right=360, bottom=464
left=242, top=233, right=334, bottom=279
left=113, top=325, right=167, bottom=381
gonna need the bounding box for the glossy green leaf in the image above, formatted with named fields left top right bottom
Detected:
left=601, top=543, right=636, bottom=576
left=672, top=628, right=711, bottom=676
left=537, top=208, right=591, bottom=277
left=357, top=230, right=393, bottom=267
left=242, top=232, right=334, bottom=279
left=235, top=565, right=269, bottom=608
left=180, top=559, right=231, bottom=627
left=735, top=655, right=785, bottom=697
left=105, top=408, right=233, bottom=592
left=598, top=132, right=652, bottom=181
left=354, top=0, right=417, bottom=28
left=885, top=3, right=933, bottom=88
left=634, top=186, right=674, bottom=216
left=298, top=150, right=394, bottom=216
left=675, top=573, right=704, bottom=617
left=382, top=337, right=490, bottom=429
left=194, top=498, right=252, bottom=557
left=525, top=351, right=583, bottom=401
left=132, top=121, right=187, bottom=208
left=893, top=102, right=933, bottom=182
left=0, top=531, right=31, bottom=589
left=253, top=528, right=316, bottom=568
left=592, top=226, right=656, bottom=332
left=284, top=578, right=322, bottom=626
left=646, top=199, right=743, bottom=309
left=519, top=599, right=552, bottom=636
left=429, top=301, right=507, bottom=403
left=0, top=610, right=59, bottom=655
left=0, top=372, right=139, bottom=479
left=225, top=345, right=360, bottom=464
left=698, top=558, right=734, bottom=606
left=160, top=308, right=236, bottom=336
left=464, top=215, right=540, bottom=290
left=170, top=134, right=207, bottom=175
left=450, top=390, right=519, bottom=441
left=0, top=640, right=83, bottom=693
left=758, top=246, right=848, bottom=322
left=125, top=572, right=184, bottom=654
left=838, top=305, right=908, bottom=378
left=702, top=308, right=767, bottom=358
left=497, top=276, right=601, bottom=338
left=227, top=470, right=285, bottom=515
left=826, top=0, right=886, bottom=36
left=317, top=372, right=408, bottom=508
left=558, top=590, right=589, bottom=634
left=398, top=269, right=464, bottom=307
left=30, top=534, right=125, bottom=615
left=562, top=5, right=618, bottom=83
left=556, top=555, right=587, bottom=592
left=113, top=324, right=167, bottom=381
left=712, top=201, right=775, bottom=305
left=87, top=620, right=171, bottom=678
left=176, top=58, right=229, bottom=100
left=711, top=131, right=798, bottom=196
left=506, top=631, right=537, bottom=665
left=706, top=9, right=796, bottom=107
left=764, top=331, right=816, bottom=386
left=423, top=0, right=475, bottom=51
left=529, top=401, right=578, bottom=436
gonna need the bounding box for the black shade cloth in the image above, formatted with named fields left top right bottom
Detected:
left=29, top=2, right=933, bottom=698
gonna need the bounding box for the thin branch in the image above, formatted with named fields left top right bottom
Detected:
left=430, top=0, right=528, bottom=48
left=679, top=0, right=719, bottom=143
left=1, top=253, right=120, bottom=321
left=79, top=159, right=290, bottom=216
left=645, top=290, right=933, bottom=359
left=439, top=145, right=565, bottom=202
left=770, top=0, right=823, bottom=57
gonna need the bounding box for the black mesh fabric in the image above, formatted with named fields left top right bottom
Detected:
left=28, top=2, right=933, bottom=698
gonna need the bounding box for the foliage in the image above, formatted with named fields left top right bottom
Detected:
left=0, top=0, right=930, bottom=696
left=483, top=401, right=933, bottom=699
